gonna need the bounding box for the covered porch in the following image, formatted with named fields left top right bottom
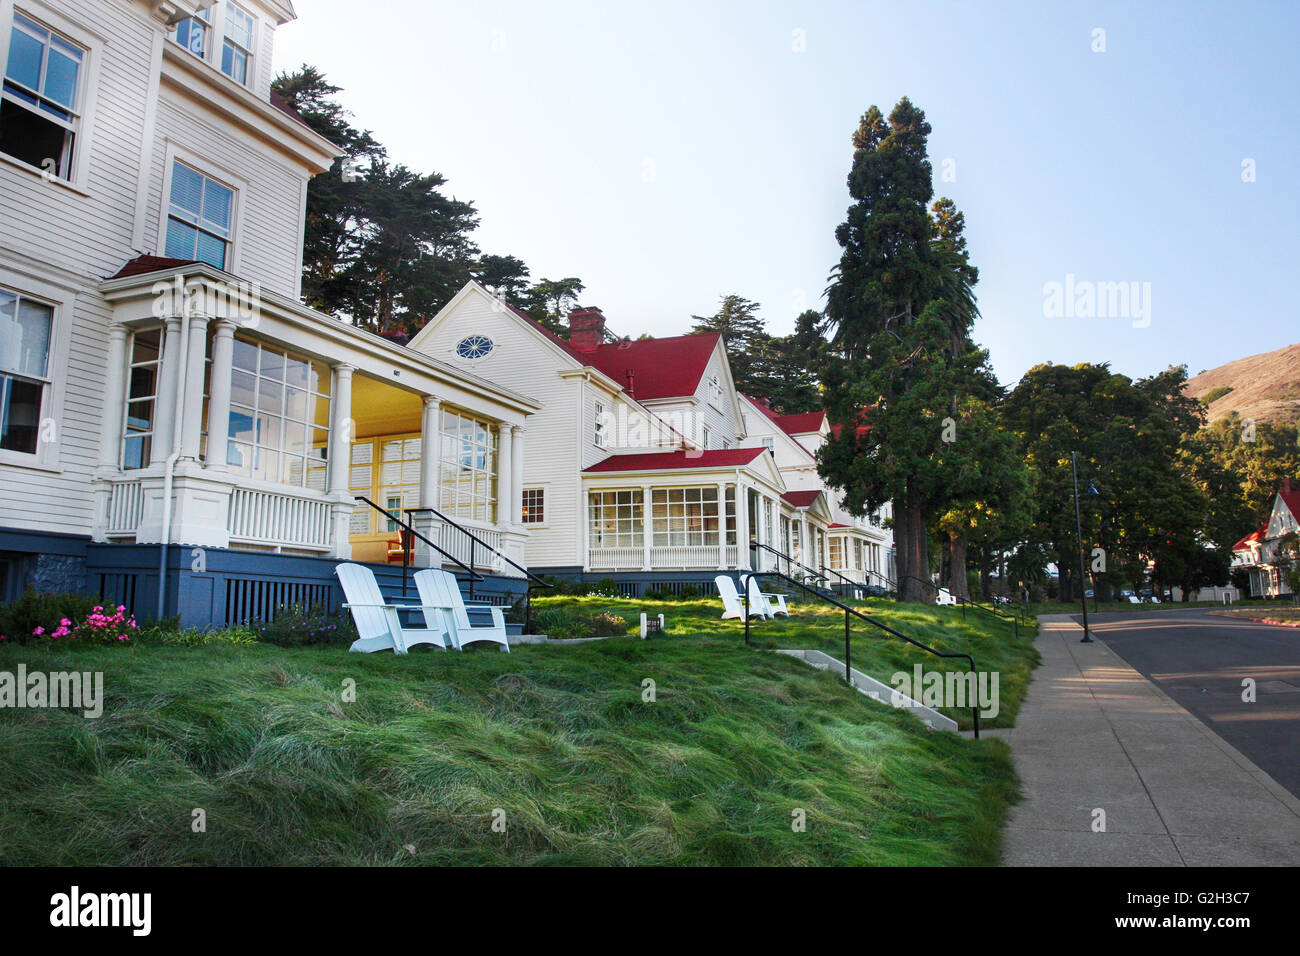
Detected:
left=581, top=448, right=787, bottom=573
left=92, top=262, right=539, bottom=580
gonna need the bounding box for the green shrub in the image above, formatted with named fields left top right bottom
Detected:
left=0, top=590, right=98, bottom=645
left=586, top=610, right=630, bottom=636
left=247, top=604, right=356, bottom=647
left=586, top=577, right=621, bottom=597
left=529, top=606, right=588, bottom=639
left=162, top=626, right=258, bottom=647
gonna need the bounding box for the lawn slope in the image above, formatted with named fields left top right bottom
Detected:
left=0, top=615, right=1020, bottom=866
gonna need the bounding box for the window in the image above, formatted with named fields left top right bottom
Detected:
left=221, top=4, right=254, bottom=84
left=439, top=408, right=497, bottom=522
left=522, top=488, right=545, bottom=524
left=651, top=486, right=733, bottom=548
left=122, top=327, right=162, bottom=469
left=589, top=490, right=642, bottom=549
left=455, top=335, right=493, bottom=359
left=379, top=437, right=421, bottom=530
left=1, top=12, right=84, bottom=180
left=761, top=437, right=774, bottom=453
left=708, top=374, right=722, bottom=404
left=164, top=161, right=234, bottom=269
left=701, top=426, right=710, bottom=450
left=226, top=337, right=331, bottom=487
left=0, top=286, right=51, bottom=454
left=173, top=6, right=212, bottom=59
left=593, top=401, right=606, bottom=447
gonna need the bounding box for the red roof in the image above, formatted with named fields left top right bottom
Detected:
left=782, top=490, right=821, bottom=508
left=109, top=255, right=196, bottom=279
left=1231, top=523, right=1268, bottom=552
left=1281, top=488, right=1300, bottom=520
left=583, top=448, right=767, bottom=473
left=827, top=522, right=849, bottom=529
left=582, top=334, right=720, bottom=401
left=775, top=411, right=826, bottom=435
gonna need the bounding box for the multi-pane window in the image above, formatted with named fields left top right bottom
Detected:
left=708, top=374, right=722, bottom=404
left=227, top=338, right=330, bottom=487
left=221, top=4, right=255, bottom=84
left=761, top=437, right=774, bottom=453
left=164, top=161, right=234, bottom=269
left=589, top=490, right=642, bottom=548
left=593, top=400, right=606, bottom=447
left=790, top=522, right=802, bottom=563
left=651, top=486, right=732, bottom=547
left=0, top=287, right=51, bottom=455
left=173, top=6, right=212, bottom=59
left=439, top=409, right=497, bottom=522
left=829, top=537, right=844, bottom=570
left=379, top=437, right=421, bottom=531
left=701, top=426, right=710, bottom=449
left=122, top=328, right=161, bottom=469
left=1, top=13, right=84, bottom=180
left=522, top=488, right=544, bottom=524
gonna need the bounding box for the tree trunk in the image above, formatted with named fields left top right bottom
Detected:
left=897, top=481, right=931, bottom=602
left=949, top=533, right=970, bottom=601
left=939, top=537, right=952, bottom=590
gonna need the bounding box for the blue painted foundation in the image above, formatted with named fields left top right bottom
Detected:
left=1, top=527, right=530, bottom=633
left=532, top=567, right=727, bottom=598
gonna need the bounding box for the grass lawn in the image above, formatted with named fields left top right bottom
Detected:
left=0, top=596, right=1034, bottom=866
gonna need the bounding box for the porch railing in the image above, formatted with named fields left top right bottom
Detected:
left=229, top=486, right=332, bottom=550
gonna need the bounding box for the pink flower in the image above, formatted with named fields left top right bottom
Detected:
left=32, top=626, right=44, bottom=636
left=59, top=618, right=71, bottom=627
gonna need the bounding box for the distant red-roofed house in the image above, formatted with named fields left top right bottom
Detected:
left=1232, top=479, right=1300, bottom=597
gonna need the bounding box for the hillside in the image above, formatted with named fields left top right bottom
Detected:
left=1185, top=343, right=1300, bottom=426
left=0, top=598, right=1031, bottom=866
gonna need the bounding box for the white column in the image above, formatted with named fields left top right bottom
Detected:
left=179, top=315, right=210, bottom=461
left=511, top=425, right=525, bottom=525
left=642, top=483, right=652, bottom=570
left=497, top=422, right=514, bottom=525
left=716, top=481, right=727, bottom=568
left=419, top=396, right=441, bottom=509
left=737, top=482, right=750, bottom=570
left=151, top=316, right=183, bottom=464
left=328, top=364, right=354, bottom=494
left=99, top=324, right=129, bottom=469
left=204, top=319, right=237, bottom=471
left=800, top=515, right=810, bottom=566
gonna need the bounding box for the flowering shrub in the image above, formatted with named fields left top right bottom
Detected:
left=246, top=604, right=357, bottom=647
left=588, top=611, right=629, bottom=636
left=0, top=590, right=102, bottom=646
left=32, top=605, right=137, bottom=646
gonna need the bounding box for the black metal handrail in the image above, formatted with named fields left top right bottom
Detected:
left=403, top=506, right=552, bottom=593
left=956, top=595, right=1021, bottom=638
left=749, top=542, right=830, bottom=588
left=819, top=564, right=897, bottom=596
left=354, top=495, right=482, bottom=597
left=739, top=569, right=981, bottom=738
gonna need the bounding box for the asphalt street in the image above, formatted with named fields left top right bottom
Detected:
left=1079, top=608, right=1300, bottom=799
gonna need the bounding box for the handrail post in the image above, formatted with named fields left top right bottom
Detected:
left=469, top=539, right=476, bottom=600
left=402, top=524, right=410, bottom=597
left=743, top=574, right=751, bottom=646
left=844, top=607, right=851, bottom=684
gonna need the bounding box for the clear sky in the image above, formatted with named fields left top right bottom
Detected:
left=275, top=0, right=1300, bottom=388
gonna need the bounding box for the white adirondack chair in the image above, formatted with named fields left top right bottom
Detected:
left=745, top=574, right=789, bottom=617
left=335, top=563, right=450, bottom=654
left=414, top=569, right=510, bottom=652
left=1127, top=595, right=1141, bottom=604
left=716, top=575, right=760, bottom=620
left=935, top=587, right=958, bottom=606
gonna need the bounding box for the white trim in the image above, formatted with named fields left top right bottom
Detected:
left=0, top=0, right=105, bottom=192
left=156, top=141, right=249, bottom=273
left=0, top=262, right=75, bottom=473
left=130, top=28, right=166, bottom=253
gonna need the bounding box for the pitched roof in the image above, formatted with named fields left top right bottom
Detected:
left=583, top=447, right=767, bottom=473
left=775, top=411, right=826, bottom=435
left=1281, top=488, right=1300, bottom=520
left=581, top=334, right=721, bottom=401
left=781, top=490, right=822, bottom=508
left=1231, top=523, right=1268, bottom=552
left=109, top=255, right=196, bottom=279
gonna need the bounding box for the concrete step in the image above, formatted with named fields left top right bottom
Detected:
left=776, top=648, right=959, bottom=732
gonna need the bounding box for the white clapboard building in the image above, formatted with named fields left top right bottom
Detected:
left=0, top=1, right=541, bottom=627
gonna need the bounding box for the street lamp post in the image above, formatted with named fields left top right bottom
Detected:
left=1072, top=451, right=1093, bottom=643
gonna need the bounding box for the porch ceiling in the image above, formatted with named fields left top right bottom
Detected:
left=351, top=373, right=422, bottom=438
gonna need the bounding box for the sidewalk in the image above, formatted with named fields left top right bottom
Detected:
left=1000, top=614, right=1300, bottom=865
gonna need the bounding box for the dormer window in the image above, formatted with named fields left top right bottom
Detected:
left=708, top=374, right=722, bottom=404
left=172, top=3, right=256, bottom=88
left=221, top=4, right=255, bottom=84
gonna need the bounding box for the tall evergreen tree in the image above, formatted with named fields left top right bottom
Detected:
left=819, top=99, right=983, bottom=601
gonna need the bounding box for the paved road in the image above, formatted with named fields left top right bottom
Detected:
left=1079, top=608, right=1300, bottom=799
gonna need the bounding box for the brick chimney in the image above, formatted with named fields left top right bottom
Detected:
left=567, top=307, right=606, bottom=351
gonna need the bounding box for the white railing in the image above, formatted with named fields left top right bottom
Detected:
left=106, top=479, right=145, bottom=536
left=436, top=520, right=502, bottom=569
left=589, top=547, right=644, bottom=570
left=228, top=486, right=332, bottom=551
left=650, top=545, right=727, bottom=569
